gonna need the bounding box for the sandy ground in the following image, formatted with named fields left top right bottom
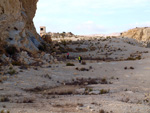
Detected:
left=1, top=58, right=150, bottom=113
left=1, top=37, right=150, bottom=113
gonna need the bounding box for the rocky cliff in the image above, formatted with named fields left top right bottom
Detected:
left=121, top=27, right=150, bottom=41
left=0, top=0, right=40, bottom=53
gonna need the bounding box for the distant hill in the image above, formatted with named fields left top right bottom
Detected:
left=82, top=32, right=120, bottom=37
left=121, top=27, right=150, bottom=41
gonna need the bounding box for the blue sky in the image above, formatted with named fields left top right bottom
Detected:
left=33, top=0, right=150, bottom=35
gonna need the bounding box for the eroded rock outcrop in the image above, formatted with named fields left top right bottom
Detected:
left=0, top=0, right=41, bottom=53
left=121, top=27, right=150, bottom=41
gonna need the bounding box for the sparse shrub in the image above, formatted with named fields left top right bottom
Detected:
left=75, top=48, right=88, bottom=52
left=24, top=86, right=47, bottom=92
left=60, top=40, right=67, bottom=46
left=89, top=66, right=92, bottom=69
left=19, top=65, right=28, bottom=70
left=136, top=55, right=141, bottom=60
left=85, top=87, right=89, bottom=92
left=126, top=57, right=135, bottom=60
left=124, top=67, right=127, bottom=70
left=81, top=61, right=86, bottom=65
left=0, top=110, right=10, bottom=113
left=124, top=66, right=134, bottom=70
left=7, top=69, right=16, bottom=75
left=16, top=97, right=34, bottom=103
left=101, top=78, right=107, bottom=84
left=22, top=97, right=34, bottom=103
left=111, top=76, right=114, bottom=79
left=59, top=46, right=67, bottom=53
left=12, top=61, right=22, bottom=66
left=84, top=87, right=93, bottom=94
left=5, top=46, right=18, bottom=55
left=9, top=66, right=13, bottom=70
left=77, top=103, right=84, bottom=107
left=100, top=89, right=109, bottom=94
left=89, top=88, right=93, bottom=92
left=90, top=46, right=96, bottom=51
left=42, top=74, right=51, bottom=79
left=75, top=67, right=79, bottom=70
left=80, top=68, right=89, bottom=71
left=130, top=66, right=134, bottom=69
left=66, top=47, right=74, bottom=52
left=99, top=109, right=105, bottom=113
left=42, top=35, right=52, bottom=43
left=0, top=96, right=10, bottom=102
left=66, top=63, right=75, bottom=66
left=126, top=55, right=141, bottom=60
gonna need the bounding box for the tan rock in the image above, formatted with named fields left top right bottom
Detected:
left=0, top=0, right=40, bottom=53
left=121, top=27, right=150, bottom=41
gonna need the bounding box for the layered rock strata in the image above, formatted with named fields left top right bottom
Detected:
left=0, top=0, right=41, bottom=53
left=121, top=27, right=150, bottom=41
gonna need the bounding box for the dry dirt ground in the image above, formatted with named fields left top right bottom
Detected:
left=1, top=37, right=150, bottom=113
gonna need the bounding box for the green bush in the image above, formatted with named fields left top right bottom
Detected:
left=99, top=89, right=109, bottom=94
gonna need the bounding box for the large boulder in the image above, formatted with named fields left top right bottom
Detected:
left=0, top=0, right=41, bottom=53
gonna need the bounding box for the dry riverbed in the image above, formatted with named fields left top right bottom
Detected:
left=1, top=58, right=150, bottom=113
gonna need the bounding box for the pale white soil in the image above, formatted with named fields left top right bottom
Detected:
left=1, top=37, right=150, bottom=113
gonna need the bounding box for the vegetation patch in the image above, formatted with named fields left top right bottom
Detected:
left=126, top=56, right=141, bottom=60
left=75, top=48, right=88, bottom=52
left=16, top=97, right=34, bottom=103
left=81, top=61, right=86, bottom=65
left=65, top=77, right=110, bottom=86
left=5, top=46, right=18, bottom=56
left=12, top=61, right=22, bottom=66
left=99, top=89, right=109, bottom=94
left=7, top=69, right=17, bottom=75
left=23, top=86, right=49, bottom=93
left=66, top=63, right=75, bottom=66
left=0, top=96, right=10, bottom=102
left=0, top=109, right=10, bottom=113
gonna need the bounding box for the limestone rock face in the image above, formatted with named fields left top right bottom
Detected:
left=0, top=0, right=41, bottom=52
left=121, top=27, right=150, bottom=41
